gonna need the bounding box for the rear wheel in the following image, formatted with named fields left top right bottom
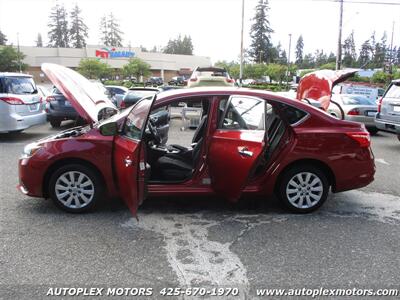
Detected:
left=278, top=165, right=329, bottom=213
left=397, top=135, right=400, bottom=142
left=50, top=119, right=61, bottom=128
left=49, top=164, right=102, bottom=213
left=367, top=127, right=379, bottom=135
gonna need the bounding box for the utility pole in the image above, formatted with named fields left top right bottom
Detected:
left=286, top=33, right=292, bottom=89
left=336, top=0, right=344, bottom=70
left=239, top=0, right=245, bottom=87
left=389, top=21, right=395, bottom=74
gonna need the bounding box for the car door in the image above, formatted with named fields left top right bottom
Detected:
left=114, top=97, right=154, bottom=216
left=208, top=95, right=266, bottom=202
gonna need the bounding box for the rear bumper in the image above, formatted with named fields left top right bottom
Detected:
left=0, top=111, right=46, bottom=133
left=346, top=115, right=376, bottom=128
left=374, top=114, right=400, bottom=134
left=46, top=109, right=78, bottom=120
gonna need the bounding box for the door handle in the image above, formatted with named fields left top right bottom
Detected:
left=238, top=147, right=253, bottom=157
left=124, top=157, right=133, bottom=167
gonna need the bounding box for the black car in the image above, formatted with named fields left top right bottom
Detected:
left=375, top=79, right=400, bottom=141
left=45, top=87, right=80, bottom=128
left=168, top=76, right=186, bottom=86
left=120, top=88, right=159, bottom=108
left=145, top=77, right=164, bottom=86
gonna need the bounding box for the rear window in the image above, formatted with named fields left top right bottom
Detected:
left=384, top=83, right=400, bottom=99
left=342, top=96, right=376, bottom=105
left=125, top=90, right=156, bottom=101
left=195, top=69, right=230, bottom=78
left=2, top=77, right=36, bottom=94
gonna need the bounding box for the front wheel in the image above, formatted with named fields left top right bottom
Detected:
left=50, top=119, right=61, bottom=128
left=277, top=165, right=329, bottom=213
left=49, top=164, right=102, bottom=213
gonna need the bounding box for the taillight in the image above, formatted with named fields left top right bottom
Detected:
left=190, top=77, right=197, bottom=82
left=46, top=96, right=56, bottom=102
left=226, top=78, right=234, bottom=83
left=347, top=108, right=360, bottom=116
left=346, top=132, right=371, bottom=148
left=120, top=101, right=126, bottom=108
left=0, top=97, right=25, bottom=105
left=377, top=97, right=383, bottom=113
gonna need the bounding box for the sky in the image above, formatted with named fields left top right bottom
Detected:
left=0, top=0, right=400, bottom=63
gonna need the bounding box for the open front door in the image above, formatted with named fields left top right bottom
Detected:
left=208, top=95, right=266, bottom=202
left=114, top=97, right=154, bottom=216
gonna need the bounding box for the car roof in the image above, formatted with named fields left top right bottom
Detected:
left=0, top=72, right=33, bottom=78
left=106, top=85, right=128, bottom=90
left=196, top=67, right=226, bottom=72
left=392, top=79, right=400, bottom=83
left=128, top=87, right=160, bottom=92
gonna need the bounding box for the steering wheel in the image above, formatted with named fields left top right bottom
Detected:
left=147, top=119, right=162, bottom=145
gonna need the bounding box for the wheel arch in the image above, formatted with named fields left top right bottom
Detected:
left=275, top=158, right=336, bottom=192
left=42, top=157, right=106, bottom=198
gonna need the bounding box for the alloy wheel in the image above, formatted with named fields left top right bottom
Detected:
left=286, top=172, right=323, bottom=209
left=54, top=171, right=94, bottom=209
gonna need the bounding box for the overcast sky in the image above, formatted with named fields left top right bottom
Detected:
left=0, top=0, right=399, bottom=63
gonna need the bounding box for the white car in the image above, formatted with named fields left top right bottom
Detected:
left=0, top=73, right=46, bottom=133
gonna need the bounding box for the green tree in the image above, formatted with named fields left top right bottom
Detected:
left=0, top=30, right=7, bottom=45
left=342, top=31, right=357, bottom=67
left=99, top=14, right=123, bottom=46
left=163, top=35, right=194, bottom=55
left=295, top=35, right=304, bottom=65
left=48, top=3, right=69, bottom=47
left=69, top=4, right=88, bottom=48
left=0, top=46, right=28, bottom=72
left=77, top=58, right=111, bottom=79
left=372, top=32, right=387, bottom=69
left=265, top=63, right=286, bottom=83
left=358, top=39, right=372, bottom=68
left=372, top=70, right=390, bottom=84
left=122, top=58, right=151, bottom=81
left=35, top=33, right=43, bottom=47
left=248, top=0, right=273, bottom=63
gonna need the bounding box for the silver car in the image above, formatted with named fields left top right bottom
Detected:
left=0, top=73, right=46, bottom=133
left=327, top=94, right=378, bottom=134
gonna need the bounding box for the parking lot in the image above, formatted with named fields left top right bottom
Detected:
left=1, top=122, right=399, bottom=298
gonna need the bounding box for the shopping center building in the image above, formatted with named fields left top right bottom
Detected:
left=18, top=45, right=212, bottom=83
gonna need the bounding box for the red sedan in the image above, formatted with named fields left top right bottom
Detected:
left=18, top=64, right=375, bottom=215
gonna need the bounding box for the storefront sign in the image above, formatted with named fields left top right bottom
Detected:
left=95, top=47, right=135, bottom=59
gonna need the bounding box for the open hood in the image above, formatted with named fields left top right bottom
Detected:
left=296, top=69, right=358, bottom=110
left=41, top=63, right=117, bottom=124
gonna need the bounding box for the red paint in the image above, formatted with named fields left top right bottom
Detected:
left=18, top=86, right=375, bottom=215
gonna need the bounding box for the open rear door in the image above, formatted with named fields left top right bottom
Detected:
left=208, top=95, right=266, bottom=201
left=113, top=97, right=154, bottom=216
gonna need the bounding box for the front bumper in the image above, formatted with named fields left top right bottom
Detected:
left=18, top=156, right=47, bottom=198
left=0, top=111, right=46, bottom=133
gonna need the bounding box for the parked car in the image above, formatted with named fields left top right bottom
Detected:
left=375, top=79, right=400, bottom=141
left=187, top=67, right=235, bottom=88
left=168, top=76, right=186, bottom=86
left=105, top=85, right=129, bottom=107
left=121, top=87, right=159, bottom=108
left=18, top=63, right=375, bottom=216
left=327, top=94, right=379, bottom=134
left=36, top=85, right=51, bottom=100
left=45, top=87, right=80, bottom=128
left=146, top=77, right=163, bottom=86
left=0, top=73, right=46, bottom=133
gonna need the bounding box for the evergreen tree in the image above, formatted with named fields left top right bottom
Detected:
left=99, top=16, right=110, bottom=46
left=35, top=33, right=43, bottom=47
left=163, top=35, right=194, bottom=55
left=342, top=31, right=357, bottom=67
left=182, top=35, right=194, bottom=55
left=69, top=4, right=88, bottom=48
left=373, top=32, right=387, bottom=69
left=47, top=3, right=69, bottom=47
left=295, top=35, right=304, bottom=65
left=0, top=30, right=7, bottom=45
left=107, top=13, right=123, bottom=47
left=315, top=49, right=327, bottom=67
left=358, top=39, right=372, bottom=68
left=248, top=0, right=273, bottom=63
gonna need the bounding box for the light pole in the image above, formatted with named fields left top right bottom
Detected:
left=335, top=0, right=344, bottom=70
left=286, top=33, right=292, bottom=89
left=239, top=0, right=245, bottom=87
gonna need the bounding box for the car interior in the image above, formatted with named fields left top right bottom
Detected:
left=144, top=97, right=210, bottom=183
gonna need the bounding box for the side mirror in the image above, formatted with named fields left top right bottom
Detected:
left=99, top=121, right=118, bottom=136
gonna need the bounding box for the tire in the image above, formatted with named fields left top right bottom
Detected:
left=277, top=165, right=329, bottom=213
left=49, top=164, right=102, bottom=213
left=50, top=119, right=61, bottom=128
left=397, top=135, right=400, bottom=142
left=367, top=127, right=379, bottom=135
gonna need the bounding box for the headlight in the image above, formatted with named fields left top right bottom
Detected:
left=22, top=143, right=43, bottom=158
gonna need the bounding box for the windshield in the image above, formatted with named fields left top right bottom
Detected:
left=385, top=83, right=400, bottom=99
left=2, top=77, right=37, bottom=94
left=342, top=96, right=376, bottom=106
left=125, top=90, right=157, bottom=100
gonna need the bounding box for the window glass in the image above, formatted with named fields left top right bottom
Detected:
left=385, top=84, right=400, bottom=99
left=123, top=97, right=153, bottom=140
left=342, top=96, right=375, bottom=105
left=221, top=96, right=265, bottom=130
left=277, top=103, right=307, bottom=125
left=4, top=77, right=36, bottom=94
